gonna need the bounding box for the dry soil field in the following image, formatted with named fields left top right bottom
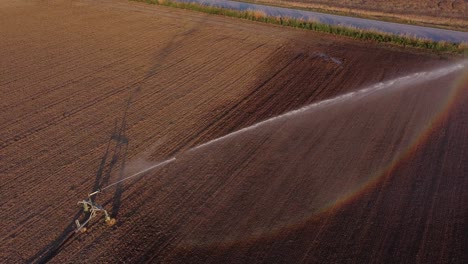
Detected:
left=0, top=0, right=467, bottom=263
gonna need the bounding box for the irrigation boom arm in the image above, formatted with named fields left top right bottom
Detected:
left=88, top=190, right=101, bottom=197
left=74, top=157, right=176, bottom=233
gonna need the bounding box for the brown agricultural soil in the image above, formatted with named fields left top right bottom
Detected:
left=0, top=0, right=466, bottom=263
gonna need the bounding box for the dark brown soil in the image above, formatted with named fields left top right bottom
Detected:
left=0, top=0, right=465, bottom=263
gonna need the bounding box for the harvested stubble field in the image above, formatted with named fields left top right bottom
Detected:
left=0, top=0, right=466, bottom=263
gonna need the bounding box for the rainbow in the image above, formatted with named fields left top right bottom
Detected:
left=177, top=61, right=468, bottom=249
left=325, top=65, right=468, bottom=215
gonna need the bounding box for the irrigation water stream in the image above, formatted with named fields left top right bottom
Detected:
left=102, top=60, right=467, bottom=192
left=86, top=60, right=468, bottom=248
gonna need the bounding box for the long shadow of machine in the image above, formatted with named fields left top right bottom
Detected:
left=28, top=10, right=209, bottom=263
left=27, top=93, right=132, bottom=264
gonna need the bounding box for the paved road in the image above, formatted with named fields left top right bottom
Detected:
left=178, top=0, right=468, bottom=42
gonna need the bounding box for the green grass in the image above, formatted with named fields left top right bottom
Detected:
left=134, top=0, right=467, bottom=54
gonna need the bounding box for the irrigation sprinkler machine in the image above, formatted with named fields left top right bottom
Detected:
left=74, top=190, right=116, bottom=233
left=73, top=157, right=177, bottom=233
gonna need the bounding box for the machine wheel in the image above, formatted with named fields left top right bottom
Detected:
left=106, top=218, right=116, bottom=227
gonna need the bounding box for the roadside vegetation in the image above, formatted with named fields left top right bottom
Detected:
left=134, top=0, right=468, bottom=54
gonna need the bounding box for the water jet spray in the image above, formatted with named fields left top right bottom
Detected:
left=73, top=61, right=466, bottom=234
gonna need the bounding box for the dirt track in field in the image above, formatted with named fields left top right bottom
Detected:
left=0, top=0, right=466, bottom=263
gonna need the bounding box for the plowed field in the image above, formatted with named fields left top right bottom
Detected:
left=0, top=0, right=466, bottom=263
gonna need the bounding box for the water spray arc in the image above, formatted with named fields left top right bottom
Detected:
left=100, top=158, right=177, bottom=192
left=188, top=61, right=466, bottom=153
left=73, top=61, right=467, bottom=233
